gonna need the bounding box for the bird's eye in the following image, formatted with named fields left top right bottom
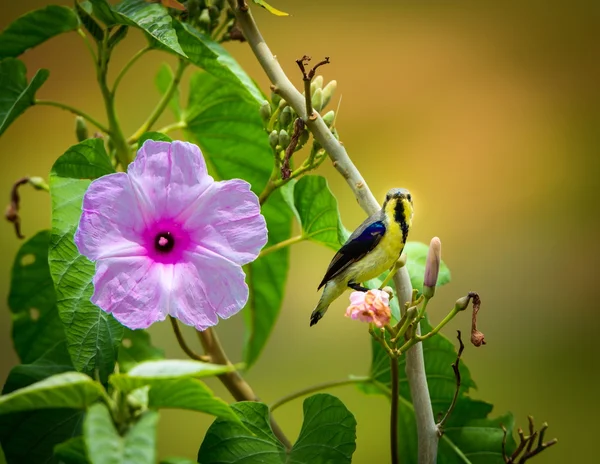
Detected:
left=407, top=194, right=412, bottom=202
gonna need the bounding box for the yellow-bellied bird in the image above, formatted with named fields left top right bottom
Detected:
left=310, top=188, right=413, bottom=326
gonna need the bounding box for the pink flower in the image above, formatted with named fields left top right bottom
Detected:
left=74, top=140, right=268, bottom=331
left=345, top=289, right=391, bottom=328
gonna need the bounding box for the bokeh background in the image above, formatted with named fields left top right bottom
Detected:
left=1, top=0, right=599, bottom=462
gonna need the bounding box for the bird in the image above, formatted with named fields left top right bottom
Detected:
left=309, top=188, right=413, bottom=326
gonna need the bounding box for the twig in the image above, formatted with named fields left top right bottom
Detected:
left=502, top=417, right=558, bottom=463
left=169, top=316, right=209, bottom=362
left=35, top=100, right=110, bottom=134
left=296, top=55, right=330, bottom=120
left=390, top=357, right=400, bottom=464
left=437, top=331, right=464, bottom=433
left=4, top=177, right=29, bottom=239
left=281, top=118, right=305, bottom=179
left=228, top=2, right=437, bottom=461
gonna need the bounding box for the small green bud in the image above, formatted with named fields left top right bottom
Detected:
left=259, top=101, right=271, bottom=124
left=321, top=80, right=337, bottom=109
left=322, top=110, right=335, bottom=127
left=28, top=177, right=49, bottom=191
left=455, top=296, right=470, bottom=311
left=75, top=116, right=88, bottom=142
left=198, top=8, right=211, bottom=29
left=279, top=106, right=293, bottom=127
left=278, top=129, right=290, bottom=148
left=278, top=98, right=288, bottom=110
left=406, top=306, right=418, bottom=321
left=312, top=88, right=323, bottom=112
left=269, top=130, right=279, bottom=150
left=271, top=92, right=281, bottom=107
left=310, top=75, right=324, bottom=95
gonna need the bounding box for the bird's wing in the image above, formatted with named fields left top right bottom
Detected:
left=317, top=219, right=386, bottom=289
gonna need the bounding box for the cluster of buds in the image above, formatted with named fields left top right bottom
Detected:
left=166, top=0, right=234, bottom=38
left=308, top=75, right=338, bottom=125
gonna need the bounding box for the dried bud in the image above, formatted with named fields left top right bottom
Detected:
left=297, top=127, right=309, bottom=148
left=423, top=236, right=441, bottom=299
left=322, top=110, right=335, bottom=127
left=75, top=116, right=88, bottom=142
left=455, top=296, right=470, bottom=311
left=279, top=106, right=292, bottom=127
left=312, top=88, right=323, bottom=112
left=321, top=80, right=337, bottom=109
left=259, top=101, right=271, bottom=124
left=310, top=75, right=324, bottom=94
left=278, top=129, right=290, bottom=149
left=471, top=330, right=486, bottom=347
left=268, top=130, right=279, bottom=150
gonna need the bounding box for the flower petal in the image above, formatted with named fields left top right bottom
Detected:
left=91, top=257, right=167, bottom=329
left=75, top=173, right=147, bottom=261
left=184, top=180, right=268, bottom=265
left=128, top=140, right=213, bottom=219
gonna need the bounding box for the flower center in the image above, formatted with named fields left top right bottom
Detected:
left=154, top=232, right=175, bottom=253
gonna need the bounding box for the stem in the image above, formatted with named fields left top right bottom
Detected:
left=129, top=60, right=188, bottom=143
left=270, top=377, right=370, bottom=412
left=113, top=47, right=150, bottom=94
left=169, top=316, right=209, bottom=362
left=417, top=308, right=459, bottom=343
left=155, top=120, right=187, bottom=135
left=229, top=2, right=437, bottom=460
left=391, top=357, right=400, bottom=464
left=258, top=235, right=304, bottom=258
left=196, top=327, right=292, bottom=450
left=35, top=100, right=110, bottom=134
left=77, top=28, right=97, bottom=63
left=212, top=17, right=233, bottom=41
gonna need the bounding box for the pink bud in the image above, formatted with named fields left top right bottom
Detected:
left=423, top=237, right=441, bottom=298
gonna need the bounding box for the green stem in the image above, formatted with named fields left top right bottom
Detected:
left=417, top=297, right=430, bottom=322
left=77, top=28, right=97, bottom=64
left=212, top=17, right=233, bottom=41
left=258, top=235, right=304, bottom=258
left=129, top=59, right=188, bottom=143
left=35, top=100, right=110, bottom=133
left=169, top=316, right=209, bottom=362
left=390, top=357, right=400, bottom=464
left=113, top=47, right=150, bottom=94
left=270, top=377, right=370, bottom=412
left=156, top=120, right=187, bottom=135
left=398, top=308, right=460, bottom=354
left=379, top=259, right=404, bottom=290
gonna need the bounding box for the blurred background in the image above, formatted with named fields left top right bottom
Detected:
left=1, top=0, right=599, bottom=462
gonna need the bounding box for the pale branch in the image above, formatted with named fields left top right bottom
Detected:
left=227, top=2, right=438, bottom=461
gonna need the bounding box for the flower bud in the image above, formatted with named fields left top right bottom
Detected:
left=279, top=106, right=292, bottom=127
left=278, top=130, right=290, bottom=149
left=406, top=305, right=418, bottom=321
left=423, top=237, right=441, bottom=299
left=310, top=75, right=324, bottom=95
left=454, top=296, right=470, bottom=312
left=269, top=130, right=279, bottom=150
left=381, top=286, right=394, bottom=300
left=28, top=177, right=49, bottom=191
left=321, top=80, right=337, bottom=109
left=271, top=92, right=281, bottom=107
left=75, top=116, right=88, bottom=142
left=278, top=98, right=288, bottom=110
left=322, top=110, right=335, bottom=127
left=311, top=88, right=323, bottom=112
left=259, top=101, right=271, bottom=124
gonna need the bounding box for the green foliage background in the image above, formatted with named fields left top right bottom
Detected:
left=0, top=0, right=598, bottom=462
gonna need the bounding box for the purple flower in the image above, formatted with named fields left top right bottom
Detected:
left=74, top=141, right=268, bottom=331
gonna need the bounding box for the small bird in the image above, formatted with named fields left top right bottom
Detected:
left=310, top=188, right=414, bottom=326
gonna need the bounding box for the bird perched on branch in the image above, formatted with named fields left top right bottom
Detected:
left=310, top=188, right=413, bottom=326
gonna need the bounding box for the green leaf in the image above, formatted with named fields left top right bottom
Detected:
left=0, top=372, right=103, bottom=415
left=75, top=1, right=104, bottom=43
left=49, top=139, right=123, bottom=382
left=0, top=58, right=49, bottom=137
left=160, top=458, right=196, bottom=464
left=118, top=329, right=165, bottom=372
left=84, top=403, right=158, bottom=464
left=0, top=6, right=79, bottom=58
left=110, top=360, right=235, bottom=392
left=184, top=71, right=292, bottom=368
left=155, top=63, right=181, bottom=119
left=8, top=230, right=66, bottom=363
left=88, top=0, right=118, bottom=25
left=252, top=0, right=289, bottom=16
left=54, top=437, right=90, bottom=464
left=138, top=131, right=173, bottom=146
left=282, top=175, right=346, bottom=250
left=198, top=394, right=356, bottom=463
left=403, top=241, right=451, bottom=294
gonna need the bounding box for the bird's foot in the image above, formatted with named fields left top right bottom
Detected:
left=348, top=282, right=369, bottom=292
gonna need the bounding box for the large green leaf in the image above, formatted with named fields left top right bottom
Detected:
left=0, top=58, right=49, bottom=136
left=184, top=71, right=292, bottom=368
left=0, top=372, right=103, bottom=415
left=75, top=1, right=105, bottom=43
left=49, top=138, right=124, bottom=382
left=118, top=329, right=164, bottom=372
left=281, top=175, right=346, bottom=250
left=8, top=230, right=65, bottom=363
left=54, top=436, right=90, bottom=464
left=84, top=403, right=158, bottom=464
left=198, top=394, right=356, bottom=463
left=0, top=6, right=79, bottom=58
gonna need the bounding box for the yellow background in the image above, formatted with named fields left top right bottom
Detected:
left=1, top=1, right=598, bottom=462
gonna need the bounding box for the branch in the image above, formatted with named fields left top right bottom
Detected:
left=228, top=2, right=437, bottom=461
left=502, top=416, right=557, bottom=463
left=169, top=316, right=209, bottom=362
left=35, top=100, right=110, bottom=134
left=437, top=330, right=464, bottom=432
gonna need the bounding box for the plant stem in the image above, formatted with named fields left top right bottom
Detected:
left=229, top=2, right=437, bottom=460
left=169, top=316, right=209, bottom=362
left=129, top=59, right=188, bottom=144
left=258, top=235, right=304, bottom=258
left=35, top=100, right=110, bottom=134
left=77, top=28, right=97, bottom=63
left=270, top=377, right=370, bottom=412
left=113, top=47, right=150, bottom=94
left=156, top=120, right=187, bottom=135
left=391, top=357, right=400, bottom=464
left=196, top=327, right=292, bottom=449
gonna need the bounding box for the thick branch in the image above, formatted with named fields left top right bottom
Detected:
left=228, top=2, right=438, bottom=461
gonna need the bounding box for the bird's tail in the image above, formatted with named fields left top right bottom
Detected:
left=309, top=280, right=345, bottom=326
